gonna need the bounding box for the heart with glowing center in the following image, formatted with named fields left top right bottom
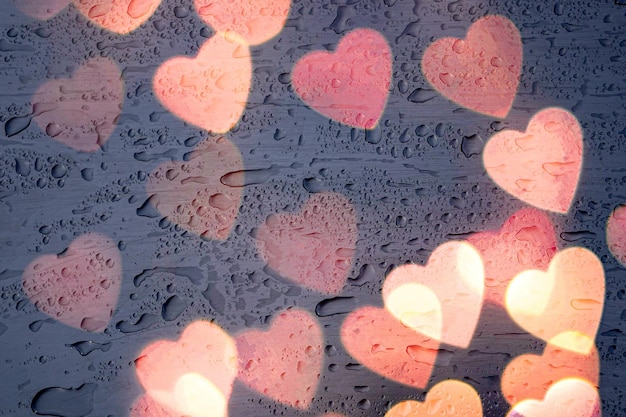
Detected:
left=506, top=378, right=601, bottom=417
left=22, top=233, right=121, bottom=332
left=467, top=208, right=557, bottom=306
left=292, top=28, right=392, bottom=129
left=505, top=247, right=604, bottom=354
left=340, top=306, right=439, bottom=389
left=382, top=241, right=484, bottom=348
left=33, top=57, right=123, bottom=153
left=385, top=380, right=483, bottom=417
left=501, top=337, right=599, bottom=405
left=194, top=0, right=291, bottom=45
left=606, top=204, right=626, bottom=266
left=72, top=0, right=162, bottom=34
left=483, top=107, right=583, bottom=213
left=146, top=136, right=243, bottom=241
left=236, top=308, right=322, bottom=409
left=154, top=32, right=252, bottom=134
left=135, top=321, right=238, bottom=417
left=255, top=192, right=357, bottom=294
left=421, top=15, right=522, bottom=118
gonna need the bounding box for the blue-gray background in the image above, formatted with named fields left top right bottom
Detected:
left=0, top=0, right=624, bottom=416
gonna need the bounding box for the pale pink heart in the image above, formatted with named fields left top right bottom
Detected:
left=505, top=247, right=604, bottom=354
left=22, top=232, right=122, bottom=332
left=194, top=0, right=291, bottom=45
left=501, top=339, right=599, bottom=406
left=130, top=395, right=177, bottom=417
left=421, top=15, right=522, bottom=118
left=606, top=204, right=626, bottom=266
left=153, top=32, right=252, bottom=134
left=255, top=192, right=357, bottom=294
left=236, top=308, right=323, bottom=409
left=382, top=241, right=485, bottom=348
left=340, top=306, right=439, bottom=389
left=483, top=107, right=583, bottom=213
left=146, top=136, right=243, bottom=241
left=467, top=208, right=557, bottom=306
left=14, top=0, right=70, bottom=20
left=135, top=321, right=238, bottom=417
left=292, top=28, right=392, bottom=129
left=33, top=57, right=123, bottom=153
left=506, top=378, right=601, bottom=417
left=385, top=380, right=483, bottom=417
left=72, top=0, right=162, bottom=34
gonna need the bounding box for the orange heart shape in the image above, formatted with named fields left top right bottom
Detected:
left=236, top=308, right=323, bottom=409
left=22, top=232, right=121, bottom=332
left=340, top=306, right=439, bottom=389
left=153, top=32, right=252, bottom=134
left=606, top=204, right=626, bottom=266
left=382, top=241, right=484, bottom=348
left=135, top=321, right=238, bottom=417
left=483, top=107, right=583, bottom=213
left=145, top=136, right=243, bottom=241
left=33, top=57, right=123, bottom=153
left=194, top=0, right=291, bottom=45
left=292, top=28, right=392, bottom=129
left=385, top=380, right=483, bottom=417
left=501, top=338, right=599, bottom=405
left=421, top=15, right=522, bottom=118
left=255, top=192, right=357, bottom=294
left=505, top=247, right=604, bottom=354
left=467, top=208, right=557, bottom=306
left=506, top=378, right=600, bottom=417
left=72, top=0, right=162, bottom=34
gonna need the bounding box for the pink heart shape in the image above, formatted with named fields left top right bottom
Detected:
left=13, top=0, right=70, bottom=20
left=236, top=308, right=323, bottom=409
left=422, top=15, right=522, bottom=118
left=606, top=204, right=626, bottom=266
left=467, top=208, right=557, bottom=306
left=483, top=107, right=583, bottom=213
left=340, top=306, right=439, bottom=389
left=22, top=232, right=122, bottom=332
left=382, top=241, right=485, bottom=348
left=292, top=28, right=392, bottom=129
left=153, top=33, right=252, bottom=134
left=145, top=136, right=243, bottom=241
left=33, top=57, right=123, bottom=153
left=72, top=0, right=162, bottom=34
left=135, top=321, right=238, bottom=417
left=194, top=0, right=291, bottom=45
left=255, top=192, right=357, bottom=294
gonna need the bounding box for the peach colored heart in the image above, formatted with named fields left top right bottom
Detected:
left=32, top=57, right=123, bottom=153
left=153, top=32, right=251, bottom=134
left=72, top=0, right=161, bottom=34
left=382, top=241, right=484, bottom=348
left=130, top=395, right=178, bottom=417
left=135, top=321, right=238, bottom=417
left=505, top=247, right=604, bottom=354
left=22, top=232, right=121, bottom=332
left=236, top=308, right=322, bottom=409
left=255, top=192, right=357, bottom=294
left=194, top=0, right=291, bottom=46
left=501, top=337, right=599, bottom=406
left=146, top=136, right=243, bottom=241
left=506, top=378, right=601, bottom=417
left=483, top=107, right=583, bottom=213
left=14, top=0, right=70, bottom=20
left=340, top=306, right=439, bottom=389
left=606, top=204, right=626, bottom=266
left=421, top=15, right=521, bottom=118
left=467, top=208, right=557, bottom=306
left=385, top=380, right=483, bottom=417
left=292, top=28, right=392, bottom=130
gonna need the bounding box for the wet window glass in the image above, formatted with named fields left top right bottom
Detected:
left=1, top=1, right=624, bottom=416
